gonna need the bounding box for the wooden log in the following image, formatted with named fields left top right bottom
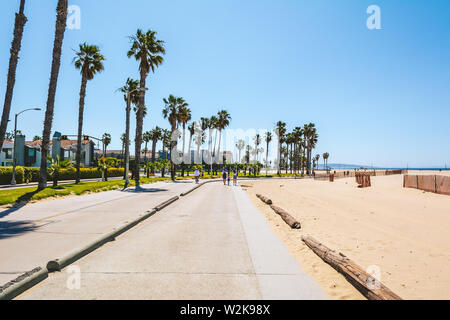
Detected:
left=256, top=193, right=273, bottom=205
left=301, top=235, right=402, bottom=300
left=270, top=205, right=301, bottom=229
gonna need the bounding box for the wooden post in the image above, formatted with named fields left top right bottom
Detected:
left=302, top=235, right=402, bottom=300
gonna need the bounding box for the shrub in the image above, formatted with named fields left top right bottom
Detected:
left=0, top=166, right=24, bottom=184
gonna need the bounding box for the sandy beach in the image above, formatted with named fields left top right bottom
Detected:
left=243, top=173, right=450, bottom=300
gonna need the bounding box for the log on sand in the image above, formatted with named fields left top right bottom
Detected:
left=302, top=235, right=402, bottom=300
left=256, top=193, right=272, bottom=205
left=270, top=205, right=301, bottom=229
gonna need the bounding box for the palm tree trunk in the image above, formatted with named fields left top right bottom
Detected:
left=0, top=0, right=27, bottom=152
left=124, top=99, right=131, bottom=182
left=144, top=141, right=148, bottom=163
left=38, top=0, right=68, bottom=190
left=170, top=123, right=176, bottom=180
left=134, top=68, right=147, bottom=187
left=265, top=142, right=269, bottom=176
left=151, top=138, right=157, bottom=173
left=75, top=76, right=87, bottom=184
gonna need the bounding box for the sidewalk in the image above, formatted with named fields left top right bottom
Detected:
left=17, top=182, right=326, bottom=300
left=0, top=180, right=196, bottom=286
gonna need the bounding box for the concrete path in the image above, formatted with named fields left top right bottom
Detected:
left=17, top=183, right=326, bottom=300
left=0, top=180, right=196, bottom=286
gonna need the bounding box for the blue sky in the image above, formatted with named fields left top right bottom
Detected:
left=0, top=0, right=449, bottom=167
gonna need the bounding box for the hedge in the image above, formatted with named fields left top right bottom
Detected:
left=0, top=167, right=125, bottom=185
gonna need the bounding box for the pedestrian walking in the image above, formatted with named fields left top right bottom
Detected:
left=222, top=169, right=227, bottom=185
left=194, top=169, right=200, bottom=184
left=233, top=170, right=238, bottom=186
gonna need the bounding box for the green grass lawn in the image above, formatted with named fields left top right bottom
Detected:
left=0, top=176, right=182, bottom=206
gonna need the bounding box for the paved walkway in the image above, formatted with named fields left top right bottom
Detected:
left=16, top=182, right=326, bottom=300
left=0, top=180, right=195, bottom=286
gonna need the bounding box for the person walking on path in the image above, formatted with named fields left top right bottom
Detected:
left=233, top=170, right=238, bottom=186
left=222, top=169, right=227, bottom=185
left=227, top=171, right=231, bottom=186
left=194, top=169, right=200, bottom=184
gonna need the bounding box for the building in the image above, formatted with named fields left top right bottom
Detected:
left=0, top=132, right=95, bottom=167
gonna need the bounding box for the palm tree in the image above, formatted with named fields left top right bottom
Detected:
left=264, top=132, right=272, bottom=175
left=275, top=121, right=286, bottom=175
left=142, top=131, right=152, bottom=164
left=102, top=133, right=111, bottom=156
left=208, top=115, right=218, bottom=175
left=315, top=154, right=320, bottom=170
left=162, top=95, right=184, bottom=180
left=38, top=0, right=68, bottom=190
left=149, top=126, right=162, bottom=173
left=161, top=129, right=171, bottom=177
left=119, top=78, right=139, bottom=186
left=74, top=43, right=105, bottom=183
left=0, top=0, right=28, bottom=152
left=323, top=152, right=329, bottom=172
left=303, top=123, right=318, bottom=174
left=187, top=122, right=195, bottom=164
left=177, top=104, right=191, bottom=162
left=254, top=134, right=261, bottom=162
left=33, top=135, right=41, bottom=141
left=216, top=110, right=231, bottom=163
left=236, top=139, right=245, bottom=163
left=127, top=29, right=165, bottom=187
left=120, top=133, right=127, bottom=159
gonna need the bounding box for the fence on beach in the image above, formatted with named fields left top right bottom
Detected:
left=313, top=169, right=406, bottom=181
left=403, top=174, right=450, bottom=196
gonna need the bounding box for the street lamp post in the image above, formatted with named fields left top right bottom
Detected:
left=11, top=108, right=41, bottom=185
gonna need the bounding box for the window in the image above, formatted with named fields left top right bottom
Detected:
left=2, top=148, right=12, bottom=159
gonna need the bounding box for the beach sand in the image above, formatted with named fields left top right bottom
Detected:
left=242, top=173, right=450, bottom=300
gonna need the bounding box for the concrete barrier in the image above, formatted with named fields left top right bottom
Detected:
left=154, top=196, right=179, bottom=211
left=0, top=267, right=48, bottom=300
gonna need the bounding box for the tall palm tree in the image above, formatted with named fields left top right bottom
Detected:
left=216, top=110, right=231, bottom=163
left=162, top=95, right=182, bottom=180
left=187, top=122, right=195, bottom=165
left=197, top=117, right=209, bottom=164
left=323, top=152, right=329, bottom=172
left=127, top=29, right=165, bottom=187
left=177, top=104, right=191, bottom=163
left=254, top=134, right=261, bottom=162
left=120, top=133, right=126, bottom=159
left=303, top=123, right=317, bottom=174
left=119, top=78, right=139, bottom=186
left=275, top=121, right=286, bottom=175
left=264, top=131, right=272, bottom=175
left=315, top=154, right=320, bottom=170
left=161, top=129, right=171, bottom=177
left=208, top=115, right=218, bottom=175
left=0, top=0, right=27, bottom=152
left=142, top=131, right=151, bottom=163
left=38, top=0, right=68, bottom=190
left=149, top=126, right=162, bottom=173
left=74, top=43, right=105, bottom=183
left=236, top=139, right=245, bottom=163
left=102, top=133, right=111, bottom=156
